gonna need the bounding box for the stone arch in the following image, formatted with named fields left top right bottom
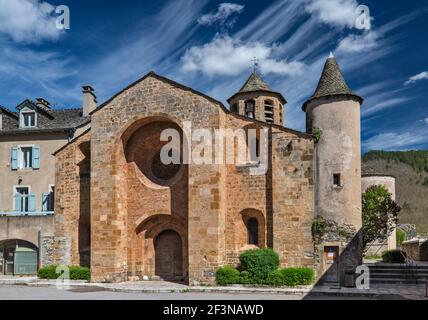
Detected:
left=134, top=214, right=187, bottom=281
left=117, top=116, right=189, bottom=281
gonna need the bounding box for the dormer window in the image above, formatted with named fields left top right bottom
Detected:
left=21, top=111, right=36, bottom=128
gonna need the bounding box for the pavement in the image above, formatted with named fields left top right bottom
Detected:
left=0, top=276, right=426, bottom=300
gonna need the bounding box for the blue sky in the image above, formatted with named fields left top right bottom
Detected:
left=0, top=0, right=427, bottom=153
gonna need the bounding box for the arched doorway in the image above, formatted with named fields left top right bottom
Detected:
left=0, top=239, right=38, bottom=275
left=154, top=230, right=183, bottom=279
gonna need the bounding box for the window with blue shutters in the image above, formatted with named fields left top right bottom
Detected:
left=42, top=192, right=49, bottom=211
left=14, top=187, right=29, bottom=212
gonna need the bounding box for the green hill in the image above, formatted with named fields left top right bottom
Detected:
left=362, top=150, right=428, bottom=233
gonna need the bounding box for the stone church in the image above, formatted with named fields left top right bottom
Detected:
left=52, top=55, right=367, bottom=285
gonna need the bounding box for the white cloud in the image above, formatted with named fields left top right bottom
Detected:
left=337, top=31, right=379, bottom=53
left=305, top=0, right=363, bottom=29
left=404, top=71, right=428, bottom=86
left=181, top=35, right=305, bottom=77
left=198, top=3, right=244, bottom=28
left=0, top=0, right=62, bottom=43
left=363, top=129, right=428, bottom=151
left=424, top=118, right=428, bottom=125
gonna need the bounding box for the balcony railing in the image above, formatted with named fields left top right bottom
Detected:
left=0, top=211, right=54, bottom=217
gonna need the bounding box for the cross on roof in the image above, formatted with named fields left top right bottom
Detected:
left=251, top=57, right=259, bottom=73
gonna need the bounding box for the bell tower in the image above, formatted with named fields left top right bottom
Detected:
left=227, top=71, right=286, bottom=126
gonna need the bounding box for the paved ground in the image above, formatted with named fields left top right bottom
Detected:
left=0, top=285, right=383, bottom=300
left=0, top=285, right=304, bottom=300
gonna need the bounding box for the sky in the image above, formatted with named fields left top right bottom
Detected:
left=0, top=0, right=427, bottom=153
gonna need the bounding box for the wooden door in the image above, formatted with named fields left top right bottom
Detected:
left=155, top=230, right=183, bottom=279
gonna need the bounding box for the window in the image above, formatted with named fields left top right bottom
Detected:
left=264, top=100, right=274, bottom=124
left=21, top=112, right=36, bottom=127
left=15, top=187, right=29, bottom=212
left=249, top=138, right=260, bottom=162
left=247, top=218, right=259, bottom=245
left=21, top=147, right=33, bottom=168
left=245, top=100, right=255, bottom=118
left=43, top=185, right=55, bottom=212
left=333, top=174, right=341, bottom=187
left=231, top=103, right=238, bottom=113
left=11, top=145, right=40, bottom=170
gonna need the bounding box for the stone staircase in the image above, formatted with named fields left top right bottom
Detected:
left=366, top=263, right=428, bottom=285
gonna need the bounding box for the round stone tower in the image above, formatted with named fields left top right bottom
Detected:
left=303, top=54, right=364, bottom=285
left=227, top=71, right=286, bottom=126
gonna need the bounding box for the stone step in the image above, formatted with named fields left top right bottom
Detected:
left=370, top=272, right=428, bottom=279
left=370, top=278, right=424, bottom=284
left=368, top=268, right=428, bottom=274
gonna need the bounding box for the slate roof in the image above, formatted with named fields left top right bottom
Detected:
left=303, top=56, right=363, bottom=110
left=227, top=71, right=286, bottom=104
left=0, top=101, right=89, bottom=134
left=239, top=71, right=272, bottom=92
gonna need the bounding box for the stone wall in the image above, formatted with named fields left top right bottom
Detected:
left=402, top=239, right=428, bottom=261
left=53, top=130, right=91, bottom=266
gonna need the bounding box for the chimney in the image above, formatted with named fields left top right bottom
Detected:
left=82, top=85, right=97, bottom=116
left=36, top=98, right=51, bottom=109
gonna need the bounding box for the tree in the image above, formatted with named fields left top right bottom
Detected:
left=362, top=185, right=401, bottom=252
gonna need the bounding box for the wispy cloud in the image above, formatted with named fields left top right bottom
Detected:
left=363, top=126, right=428, bottom=151
left=424, top=118, right=428, bottom=125
left=337, top=31, right=379, bottom=53
left=181, top=35, right=305, bottom=77
left=198, top=3, right=244, bottom=28
left=404, top=71, right=428, bottom=86
left=0, top=0, right=62, bottom=43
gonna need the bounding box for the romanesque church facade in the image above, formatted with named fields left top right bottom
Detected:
left=52, top=56, right=365, bottom=285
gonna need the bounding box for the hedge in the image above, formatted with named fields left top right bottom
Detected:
left=38, top=265, right=91, bottom=281
left=239, top=248, right=279, bottom=284
left=216, top=266, right=240, bottom=285
left=266, top=270, right=285, bottom=286
left=281, top=268, right=314, bottom=286
left=382, top=250, right=406, bottom=263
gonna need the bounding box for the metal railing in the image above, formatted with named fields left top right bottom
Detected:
left=0, top=211, right=54, bottom=217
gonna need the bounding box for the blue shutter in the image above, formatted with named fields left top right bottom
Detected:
left=29, top=193, right=36, bottom=212
left=42, top=192, right=49, bottom=211
left=11, top=146, right=18, bottom=170
left=32, top=145, right=40, bottom=169
left=14, top=193, right=22, bottom=212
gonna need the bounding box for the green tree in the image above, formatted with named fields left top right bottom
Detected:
left=362, top=185, right=401, bottom=252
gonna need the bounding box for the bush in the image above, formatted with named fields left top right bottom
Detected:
left=281, top=268, right=314, bottom=286
left=38, top=265, right=91, bottom=281
left=239, top=248, right=279, bottom=284
left=216, top=266, right=240, bottom=285
left=37, top=265, right=57, bottom=279
left=396, top=229, right=407, bottom=247
left=382, top=250, right=406, bottom=263
left=239, top=271, right=251, bottom=285
left=266, top=270, right=284, bottom=286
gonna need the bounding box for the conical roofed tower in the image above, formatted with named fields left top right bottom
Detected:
left=228, top=71, right=286, bottom=126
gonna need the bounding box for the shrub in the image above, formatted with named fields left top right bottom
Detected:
left=239, top=248, right=279, bottom=284
left=396, top=229, right=407, bottom=247
left=239, top=271, right=251, bottom=285
left=216, top=266, right=240, bottom=285
left=281, top=268, right=314, bottom=286
left=37, top=265, right=57, bottom=279
left=382, top=250, right=406, bottom=263
left=266, top=270, right=285, bottom=287
left=38, top=265, right=91, bottom=281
